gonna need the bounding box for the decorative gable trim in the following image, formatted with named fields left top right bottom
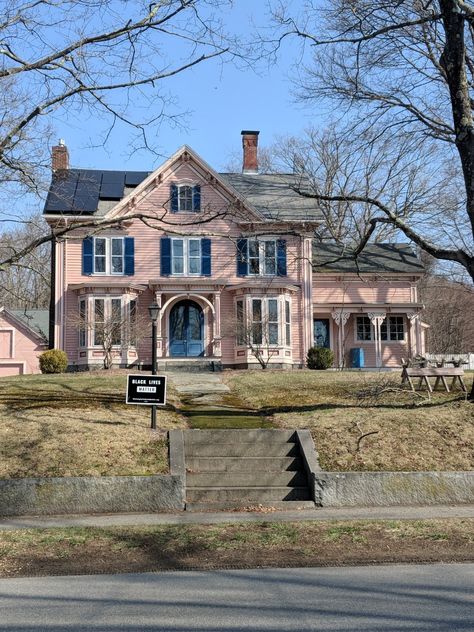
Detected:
left=105, top=145, right=265, bottom=222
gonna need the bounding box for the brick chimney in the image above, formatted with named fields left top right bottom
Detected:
left=52, top=139, right=69, bottom=171
left=241, top=130, right=259, bottom=174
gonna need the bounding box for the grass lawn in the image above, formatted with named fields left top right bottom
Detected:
left=0, top=519, right=472, bottom=577
left=0, top=371, right=186, bottom=478
left=222, top=370, right=474, bottom=472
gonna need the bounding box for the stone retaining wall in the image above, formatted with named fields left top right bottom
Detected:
left=313, top=471, right=474, bottom=507
left=0, top=474, right=184, bottom=517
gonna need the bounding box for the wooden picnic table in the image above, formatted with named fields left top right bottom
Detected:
left=401, top=367, right=467, bottom=393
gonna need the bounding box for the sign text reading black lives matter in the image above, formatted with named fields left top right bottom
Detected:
left=126, top=375, right=167, bottom=406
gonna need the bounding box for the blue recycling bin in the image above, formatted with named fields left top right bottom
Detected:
left=350, top=348, right=365, bottom=369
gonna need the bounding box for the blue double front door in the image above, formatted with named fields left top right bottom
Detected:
left=169, top=300, right=204, bottom=357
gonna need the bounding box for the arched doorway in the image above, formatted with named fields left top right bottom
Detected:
left=169, top=300, right=204, bottom=357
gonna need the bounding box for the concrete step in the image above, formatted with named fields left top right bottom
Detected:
left=185, top=443, right=300, bottom=458
left=186, top=500, right=316, bottom=512
left=186, top=486, right=312, bottom=504
left=187, top=471, right=307, bottom=488
left=158, top=360, right=223, bottom=372
left=185, top=456, right=303, bottom=472
left=184, top=429, right=296, bottom=445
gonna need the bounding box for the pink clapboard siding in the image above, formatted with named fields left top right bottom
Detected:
left=0, top=313, right=46, bottom=375
left=313, top=278, right=414, bottom=305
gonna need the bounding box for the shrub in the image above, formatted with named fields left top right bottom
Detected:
left=307, top=346, right=334, bottom=370
left=39, top=349, right=68, bottom=374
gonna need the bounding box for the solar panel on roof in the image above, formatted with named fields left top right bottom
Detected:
left=100, top=172, right=125, bottom=199
left=72, top=171, right=101, bottom=213
left=44, top=171, right=78, bottom=212
left=125, top=171, right=149, bottom=186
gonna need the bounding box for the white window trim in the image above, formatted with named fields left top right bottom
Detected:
left=234, top=295, right=291, bottom=348
left=93, top=236, right=125, bottom=276
left=354, top=315, right=407, bottom=344
left=170, top=237, right=202, bottom=276
left=247, top=238, right=278, bottom=277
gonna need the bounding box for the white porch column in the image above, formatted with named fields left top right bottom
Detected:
left=331, top=311, right=350, bottom=368
left=213, top=292, right=222, bottom=358
left=368, top=312, right=386, bottom=368
left=154, top=292, right=164, bottom=358
left=407, top=312, right=421, bottom=357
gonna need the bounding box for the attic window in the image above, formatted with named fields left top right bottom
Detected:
left=170, top=184, right=201, bottom=212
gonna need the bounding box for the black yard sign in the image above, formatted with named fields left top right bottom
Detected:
left=126, top=375, right=167, bottom=406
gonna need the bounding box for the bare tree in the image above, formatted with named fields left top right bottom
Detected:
left=0, top=213, right=50, bottom=307
left=265, top=0, right=474, bottom=396
left=0, top=0, right=241, bottom=268
left=265, top=1, right=474, bottom=275
left=72, top=297, right=148, bottom=370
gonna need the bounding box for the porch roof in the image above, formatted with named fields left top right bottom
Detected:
left=313, top=302, right=424, bottom=313
left=69, top=282, right=147, bottom=293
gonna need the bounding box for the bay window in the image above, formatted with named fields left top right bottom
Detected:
left=236, top=296, right=292, bottom=347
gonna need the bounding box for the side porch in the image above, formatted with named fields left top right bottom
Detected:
left=312, top=303, right=427, bottom=369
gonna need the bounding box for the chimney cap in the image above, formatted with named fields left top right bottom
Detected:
left=241, top=130, right=260, bottom=136
left=58, top=138, right=66, bottom=146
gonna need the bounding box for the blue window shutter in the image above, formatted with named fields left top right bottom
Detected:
left=277, top=239, right=287, bottom=276
left=82, top=236, right=93, bottom=276
left=161, top=236, right=171, bottom=276
left=237, top=238, right=248, bottom=277
left=201, top=238, right=211, bottom=276
left=124, top=237, right=134, bottom=276
left=170, top=184, right=178, bottom=213
left=193, top=185, right=201, bottom=212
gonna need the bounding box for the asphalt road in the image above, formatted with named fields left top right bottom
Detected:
left=0, top=563, right=473, bottom=631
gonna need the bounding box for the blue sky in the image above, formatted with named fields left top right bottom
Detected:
left=50, top=1, right=322, bottom=173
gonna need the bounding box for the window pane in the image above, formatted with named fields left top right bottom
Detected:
left=252, top=323, right=263, bottom=345
left=236, top=300, right=244, bottom=345
left=172, top=257, right=184, bottom=274
left=94, top=299, right=104, bottom=346
left=129, top=299, right=137, bottom=346
left=112, top=256, right=123, bottom=273
left=94, top=255, right=106, bottom=273
left=356, top=317, right=372, bottom=341
left=111, top=239, right=122, bottom=256
left=381, top=320, right=388, bottom=341
left=111, top=299, right=121, bottom=345
left=268, top=323, right=279, bottom=345
left=172, top=240, right=183, bottom=256
left=268, top=299, right=278, bottom=322
left=189, top=257, right=200, bottom=274
left=179, top=186, right=193, bottom=211
left=79, top=300, right=86, bottom=347
left=248, top=240, right=259, bottom=257
left=264, top=241, right=276, bottom=275
left=285, top=301, right=290, bottom=323
left=95, top=239, right=106, bottom=256
left=286, top=323, right=291, bottom=347
left=252, top=299, right=262, bottom=322
left=189, top=240, right=200, bottom=257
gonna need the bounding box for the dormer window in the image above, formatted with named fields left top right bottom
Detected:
left=170, top=183, right=201, bottom=212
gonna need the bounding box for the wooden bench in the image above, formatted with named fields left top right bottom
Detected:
left=401, top=367, right=467, bottom=393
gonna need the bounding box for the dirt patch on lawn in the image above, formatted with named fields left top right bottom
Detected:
left=0, top=519, right=472, bottom=578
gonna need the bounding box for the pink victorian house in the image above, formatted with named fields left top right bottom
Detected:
left=43, top=131, right=426, bottom=370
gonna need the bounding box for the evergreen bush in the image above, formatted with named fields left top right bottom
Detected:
left=39, top=349, right=68, bottom=374
left=307, top=346, right=334, bottom=370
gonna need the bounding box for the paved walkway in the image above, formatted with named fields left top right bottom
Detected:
left=1, top=505, right=473, bottom=530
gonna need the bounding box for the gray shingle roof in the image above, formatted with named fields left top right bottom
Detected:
left=10, top=309, right=49, bottom=341
left=43, top=168, right=322, bottom=222
left=313, top=243, right=425, bottom=274
left=218, top=173, right=322, bottom=221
